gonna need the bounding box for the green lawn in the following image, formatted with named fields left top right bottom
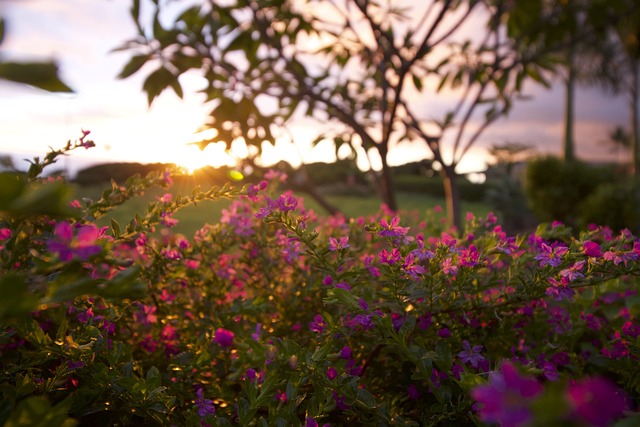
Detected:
left=75, top=182, right=493, bottom=237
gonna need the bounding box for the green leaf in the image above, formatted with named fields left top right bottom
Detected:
left=0, top=273, right=39, bottom=321
left=0, top=172, right=26, bottom=208
left=0, top=61, right=73, bottom=92
left=142, top=67, right=179, bottom=106
left=412, top=74, right=423, bottom=91
left=4, top=396, right=77, bottom=427
left=117, top=54, right=149, bottom=79
left=110, top=218, right=121, bottom=238
left=8, top=181, right=75, bottom=217
left=356, top=388, right=377, bottom=409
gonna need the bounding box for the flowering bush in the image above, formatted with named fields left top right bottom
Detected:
left=1, top=138, right=640, bottom=426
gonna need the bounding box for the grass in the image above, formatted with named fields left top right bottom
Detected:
left=74, top=182, right=493, bottom=237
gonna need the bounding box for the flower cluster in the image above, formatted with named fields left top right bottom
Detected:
left=1, top=141, right=640, bottom=426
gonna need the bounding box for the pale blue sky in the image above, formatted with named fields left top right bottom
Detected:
left=0, top=0, right=630, bottom=176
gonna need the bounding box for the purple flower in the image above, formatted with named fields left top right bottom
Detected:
left=407, top=384, right=420, bottom=400
left=213, top=328, right=234, bottom=347
left=471, top=362, right=543, bottom=427
left=458, top=340, right=485, bottom=369
left=403, top=253, right=425, bottom=279
left=276, top=193, right=298, bottom=212
left=339, top=346, right=352, bottom=359
left=195, top=388, right=216, bottom=418
left=567, top=377, right=630, bottom=427
left=534, top=243, right=568, bottom=268
left=438, top=328, right=451, bottom=338
left=335, top=281, right=351, bottom=291
left=309, top=314, right=326, bottom=333
left=559, top=260, right=586, bottom=282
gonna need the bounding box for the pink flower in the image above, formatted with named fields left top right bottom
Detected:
left=379, top=216, right=409, bottom=238
left=213, top=328, right=234, bottom=347
left=441, top=258, right=458, bottom=276
left=328, top=236, right=349, bottom=251
left=157, top=193, right=172, bottom=203
left=160, top=212, right=179, bottom=228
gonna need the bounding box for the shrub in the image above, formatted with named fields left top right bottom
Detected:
left=393, top=175, right=487, bottom=202
left=1, top=138, right=640, bottom=426
left=524, top=156, right=616, bottom=226
left=579, top=180, right=640, bottom=234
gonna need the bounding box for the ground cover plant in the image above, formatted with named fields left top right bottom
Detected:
left=1, top=137, right=640, bottom=426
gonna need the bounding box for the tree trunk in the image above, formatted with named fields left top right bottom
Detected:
left=631, top=61, right=639, bottom=178
left=564, top=44, right=576, bottom=162
left=378, top=147, right=398, bottom=211
left=296, top=183, right=342, bottom=216
left=441, top=165, right=462, bottom=231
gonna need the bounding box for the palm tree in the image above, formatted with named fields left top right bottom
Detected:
left=574, top=0, right=640, bottom=175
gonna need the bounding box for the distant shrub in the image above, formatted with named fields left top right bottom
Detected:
left=393, top=174, right=487, bottom=202
left=74, top=162, right=169, bottom=185
left=579, top=181, right=640, bottom=233
left=524, top=156, right=615, bottom=226
left=304, top=159, right=367, bottom=186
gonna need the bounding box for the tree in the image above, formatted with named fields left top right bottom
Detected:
left=594, top=0, right=640, bottom=177
left=116, top=0, right=563, bottom=229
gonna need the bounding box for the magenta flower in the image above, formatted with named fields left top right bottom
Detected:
left=213, top=328, right=234, bottom=347
left=583, top=241, right=602, bottom=258
left=379, top=248, right=402, bottom=265
left=403, top=253, right=425, bottom=279
left=471, top=362, right=543, bottom=427
left=309, top=314, right=327, bottom=333
left=458, top=340, right=485, bottom=369
left=326, top=366, right=338, bottom=380
left=379, top=216, right=410, bottom=238
left=47, top=222, right=102, bottom=261
left=0, top=228, right=12, bottom=240
left=566, top=377, right=630, bottom=427
left=160, top=212, right=179, bottom=228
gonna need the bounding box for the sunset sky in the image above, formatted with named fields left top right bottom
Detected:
left=0, top=0, right=631, bottom=177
